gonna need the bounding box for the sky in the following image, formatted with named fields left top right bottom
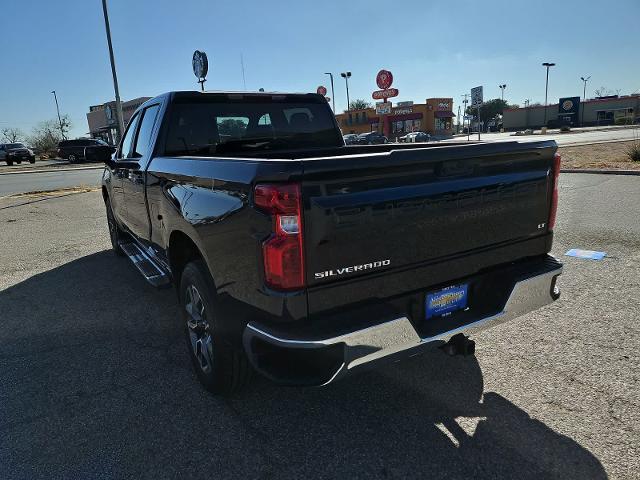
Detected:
left=1, top=0, right=639, bottom=139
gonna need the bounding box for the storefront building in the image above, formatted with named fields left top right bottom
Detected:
left=86, top=97, right=151, bottom=144
left=335, top=98, right=455, bottom=139
left=503, top=94, right=640, bottom=130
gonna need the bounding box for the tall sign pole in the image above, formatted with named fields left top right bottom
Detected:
left=101, top=0, right=125, bottom=143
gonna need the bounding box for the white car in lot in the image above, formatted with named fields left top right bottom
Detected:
left=401, top=132, right=431, bottom=143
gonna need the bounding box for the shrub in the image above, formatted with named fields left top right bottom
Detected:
left=626, top=142, right=640, bottom=162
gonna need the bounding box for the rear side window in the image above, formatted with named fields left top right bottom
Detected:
left=132, top=105, right=160, bottom=158
left=164, top=97, right=342, bottom=156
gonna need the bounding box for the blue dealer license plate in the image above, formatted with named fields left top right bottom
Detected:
left=426, top=284, right=468, bottom=319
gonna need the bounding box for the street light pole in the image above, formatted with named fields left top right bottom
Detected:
left=101, top=0, right=125, bottom=143
left=499, top=84, right=507, bottom=102
left=524, top=98, right=530, bottom=129
left=461, top=94, right=469, bottom=141
left=580, top=75, right=591, bottom=127
left=340, top=72, right=351, bottom=111
left=50, top=90, right=66, bottom=140
left=542, top=62, right=555, bottom=128
left=324, top=72, right=335, bottom=112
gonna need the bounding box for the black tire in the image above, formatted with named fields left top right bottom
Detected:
left=29, top=156, right=35, bottom=164
left=6, top=160, right=13, bottom=166
left=180, top=260, right=251, bottom=395
left=68, top=153, right=77, bottom=163
left=16, top=160, right=21, bottom=164
left=105, top=197, right=125, bottom=256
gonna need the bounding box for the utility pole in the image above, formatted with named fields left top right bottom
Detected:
left=50, top=90, right=66, bottom=140
left=240, top=53, right=247, bottom=90
left=524, top=98, right=530, bottom=129
left=461, top=94, right=469, bottom=140
left=340, top=72, right=351, bottom=111
left=101, top=0, right=125, bottom=142
left=542, top=62, right=555, bottom=128
left=325, top=72, right=335, bottom=112
left=580, top=76, right=591, bottom=127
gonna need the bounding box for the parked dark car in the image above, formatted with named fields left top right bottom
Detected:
left=356, top=131, right=388, bottom=145
left=102, top=90, right=563, bottom=395
left=0, top=143, right=36, bottom=166
left=57, top=138, right=115, bottom=163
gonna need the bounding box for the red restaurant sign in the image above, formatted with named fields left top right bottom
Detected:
left=376, top=70, right=393, bottom=89
left=372, top=88, right=399, bottom=100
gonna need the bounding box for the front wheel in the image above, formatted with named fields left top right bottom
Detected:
left=68, top=154, right=77, bottom=163
left=6, top=160, right=13, bottom=166
left=180, top=260, right=251, bottom=395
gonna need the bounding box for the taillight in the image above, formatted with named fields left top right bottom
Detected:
left=549, top=152, right=561, bottom=230
left=254, top=183, right=305, bottom=291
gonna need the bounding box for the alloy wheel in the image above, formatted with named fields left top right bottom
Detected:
left=185, top=285, right=213, bottom=374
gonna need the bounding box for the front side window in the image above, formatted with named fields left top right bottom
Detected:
left=119, top=113, right=140, bottom=158
left=132, top=105, right=160, bottom=158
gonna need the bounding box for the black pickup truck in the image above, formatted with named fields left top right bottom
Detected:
left=102, top=91, right=563, bottom=394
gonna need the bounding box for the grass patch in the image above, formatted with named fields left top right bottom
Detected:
left=557, top=141, right=640, bottom=170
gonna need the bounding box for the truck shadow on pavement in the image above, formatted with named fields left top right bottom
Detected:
left=0, top=251, right=607, bottom=479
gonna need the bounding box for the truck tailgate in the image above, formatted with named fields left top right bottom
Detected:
left=301, top=141, right=556, bottom=311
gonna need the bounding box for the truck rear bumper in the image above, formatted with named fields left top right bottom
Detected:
left=243, top=256, right=562, bottom=386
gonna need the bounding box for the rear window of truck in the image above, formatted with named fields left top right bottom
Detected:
left=164, top=96, right=342, bottom=156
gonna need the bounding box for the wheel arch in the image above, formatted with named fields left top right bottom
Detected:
left=168, top=230, right=214, bottom=288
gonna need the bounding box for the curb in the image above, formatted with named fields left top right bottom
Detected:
left=561, top=169, right=640, bottom=176
left=0, top=165, right=103, bottom=176
left=557, top=139, right=638, bottom=148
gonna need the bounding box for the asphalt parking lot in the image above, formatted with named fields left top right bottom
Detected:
left=0, top=173, right=638, bottom=479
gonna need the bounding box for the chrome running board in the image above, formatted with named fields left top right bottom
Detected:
left=119, top=241, right=171, bottom=288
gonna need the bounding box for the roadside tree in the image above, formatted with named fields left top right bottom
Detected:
left=594, top=86, right=621, bottom=98
left=27, top=116, right=72, bottom=155
left=465, top=99, right=516, bottom=121
left=1, top=127, right=24, bottom=143
left=348, top=99, right=372, bottom=110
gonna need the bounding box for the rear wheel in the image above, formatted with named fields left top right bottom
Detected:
left=180, top=260, right=251, bottom=395
left=6, top=160, right=13, bottom=166
left=29, top=156, right=35, bottom=164
left=105, top=198, right=125, bottom=256
left=68, top=154, right=77, bottom=163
